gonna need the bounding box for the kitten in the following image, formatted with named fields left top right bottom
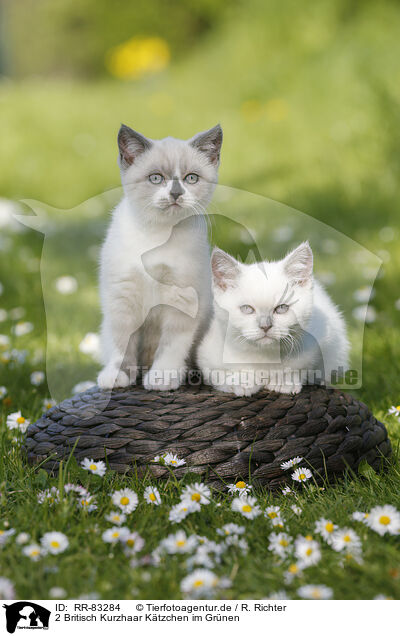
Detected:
left=98, top=123, right=222, bottom=390
left=197, top=242, right=349, bottom=396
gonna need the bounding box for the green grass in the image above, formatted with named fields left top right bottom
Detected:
left=1, top=0, right=400, bottom=600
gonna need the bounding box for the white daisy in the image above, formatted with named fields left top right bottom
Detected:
left=81, top=458, right=106, bottom=477
left=64, top=483, right=88, bottom=497
left=268, top=590, right=290, bottom=600
left=282, top=486, right=293, bottom=496
left=169, top=500, right=200, bottom=523
left=216, top=523, right=245, bottom=537
left=366, top=505, right=400, bottom=536
left=268, top=532, right=293, bottom=558
left=120, top=532, right=145, bottom=553
left=6, top=411, right=30, bottom=433
left=0, top=528, right=15, bottom=545
left=186, top=548, right=215, bottom=570
left=352, top=511, right=369, bottom=524
left=388, top=406, right=400, bottom=417
left=374, top=594, right=393, bottom=600
left=77, top=495, right=97, bottom=512
left=291, top=505, right=302, bottom=515
left=111, top=488, right=138, bottom=513
left=55, top=275, right=78, bottom=295
left=143, top=486, right=161, bottom=505
left=352, top=304, right=376, bottom=323
left=49, top=587, right=67, bottom=599
left=298, top=584, right=333, bottom=600
left=13, top=321, right=34, bottom=336
left=79, top=332, right=100, bottom=359
left=330, top=528, right=362, bottom=552
left=22, top=543, right=43, bottom=561
left=41, top=531, right=69, bottom=554
left=0, top=577, right=15, bottom=599
left=0, top=386, right=7, bottom=398
left=105, top=511, right=127, bottom=526
left=284, top=562, right=305, bottom=584
left=281, top=456, right=303, bottom=470
left=181, top=482, right=211, bottom=505
left=102, top=526, right=130, bottom=544
left=353, top=286, right=375, bottom=303
left=291, top=467, right=313, bottom=483
left=224, top=535, right=248, bottom=552
left=37, top=487, right=60, bottom=505
left=227, top=481, right=253, bottom=496
left=16, top=532, right=30, bottom=545
left=180, top=569, right=230, bottom=598
left=72, top=380, right=96, bottom=394
left=30, top=371, right=45, bottom=386
left=271, top=516, right=285, bottom=528
left=315, top=518, right=338, bottom=543
left=160, top=531, right=198, bottom=555
left=231, top=495, right=261, bottom=519
left=294, top=536, right=321, bottom=567
left=163, top=452, right=186, bottom=467
left=339, top=551, right=364, bottom=567
left=265, top=505, right=281, bottom=520
left=9, top=307, right=25, bottom=320
left=42, top=398, right=56, bottom=411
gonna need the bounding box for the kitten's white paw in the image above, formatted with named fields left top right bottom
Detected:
left=143, top=370, right=182, bottom=392
left=270, top=383, right=303, bottom=395
left=214, top=383, right=235, bottom=395
left=97, top=366, right=130, bottom=390
left=232, top=385, right=259, bottom=397
left=214, top=383, right=258, bottom=397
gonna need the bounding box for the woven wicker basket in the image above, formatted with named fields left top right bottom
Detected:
left=25, top=384, right=391, bottom=488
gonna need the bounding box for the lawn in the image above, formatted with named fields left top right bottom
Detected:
left=0, top=0, right=400, bottom=600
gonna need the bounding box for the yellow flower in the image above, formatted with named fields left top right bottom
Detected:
left=265, top=98, right=289, bottom=122
left=240, top=100, right=264, bottom=123
left=106, top=37, right=170, bottom=80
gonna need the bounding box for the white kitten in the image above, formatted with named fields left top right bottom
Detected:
left=98, top=124, right=222, bottom=391
left=197, top=242, right=349, bottom=396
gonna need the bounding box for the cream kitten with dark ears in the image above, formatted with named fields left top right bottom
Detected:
left=98, top=124, right=222, bottom=390
left=197, top=242, right=349, bottom=396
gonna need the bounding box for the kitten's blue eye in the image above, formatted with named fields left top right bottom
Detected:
left=240, top=304, right=255, bottom=315
left=275, top=304, right=289, bottom=314
left=184, top=173, right=199, bottom=184
left=149, top=173, right=164, bottom=184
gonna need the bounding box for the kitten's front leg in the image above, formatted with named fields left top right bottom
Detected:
left=143, top=310, right=195, bottom=391
left=203, top=368, right=261, bottom=397
left=265, top=382, right=303, bottom=395
left=97, top=300, right=142, bottom=390
left=207, top=382, right=260, bottom=397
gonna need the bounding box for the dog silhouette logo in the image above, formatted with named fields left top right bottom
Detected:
left=3, top=602, right=51, bottom=633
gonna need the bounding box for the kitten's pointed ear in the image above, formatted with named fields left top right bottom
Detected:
left=211, top=247, right=240, bottom=290
left=118, top=124, right=152, bottom=169
left=190, top=124, right=223, bottom=165
left=283, top=241, right=313, bottom=286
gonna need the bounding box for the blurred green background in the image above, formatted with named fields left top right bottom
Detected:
left=0, top=0, right=400, bottom=406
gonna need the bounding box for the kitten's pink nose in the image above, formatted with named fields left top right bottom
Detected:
left=260, top=316, right=272, bottom=332
left=170, top=178, right=184, bottom=201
